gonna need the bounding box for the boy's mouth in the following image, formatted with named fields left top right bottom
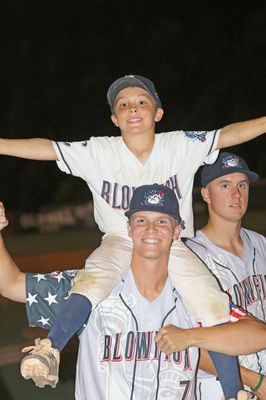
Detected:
left=128, top=117, right=142, bottom=123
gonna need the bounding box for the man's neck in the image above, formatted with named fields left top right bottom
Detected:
left=202, top=217, right=244, bottom=259
left=131, top=256, right=168, bottom=302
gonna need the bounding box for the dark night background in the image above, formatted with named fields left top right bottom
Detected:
left=0, top=0, right=265, bottom=213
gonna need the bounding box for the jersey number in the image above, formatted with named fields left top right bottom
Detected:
left=180, top=380, right=191, bottom=399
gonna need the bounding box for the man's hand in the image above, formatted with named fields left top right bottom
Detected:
left=155, top=324, right=190, bottom=355
left=0, top=202, right=8, bottom=231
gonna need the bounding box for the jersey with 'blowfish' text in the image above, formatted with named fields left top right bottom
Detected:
left=53, top=129, right=220, bottom=237
left=75, top=269, right=199, bottom=400
left=186, top=228, right=266, bottom=376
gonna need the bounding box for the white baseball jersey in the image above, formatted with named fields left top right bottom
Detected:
left=186, top=229, right=266, bottom=398
left=53, top=129, right=220, bottom=238
left=75, top=269, right=199, bottom=400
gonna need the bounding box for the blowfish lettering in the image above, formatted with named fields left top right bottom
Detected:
left=101, top=330, right=192, bottom=370
left=100, top=175, right=182, bottom=211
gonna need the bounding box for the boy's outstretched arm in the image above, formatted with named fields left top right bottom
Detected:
left=0, top=138, right=57, bottom=160
left=217, top=116, right=266, bottom=149
left=0, top=202, right=26, bottom=302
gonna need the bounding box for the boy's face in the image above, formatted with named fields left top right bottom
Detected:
left=111, top=87, right=164, bottom=136
left=201, top=172, right=249, bottom=223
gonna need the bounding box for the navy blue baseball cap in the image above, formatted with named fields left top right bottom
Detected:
left=107, top=74, right=162, bottom=111
left=125, top=184, right=184, bottom=227
left=201, top=152, right=259, bottom=187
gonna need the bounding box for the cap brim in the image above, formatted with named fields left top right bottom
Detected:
left=202, top=168, right=259, bottom=186
left=114, top=79, right=149, bottom=95
left=125, top=208, right=183, bottom=224
left=245, top=171, right=260, bottom=182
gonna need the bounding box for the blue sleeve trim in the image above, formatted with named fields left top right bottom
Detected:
left=207, top=129, right=218, bottom=156
left=54, top=142, right=73, bottom=175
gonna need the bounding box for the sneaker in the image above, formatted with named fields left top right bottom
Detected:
left=20, top=338, right=60, bottom=388
left=236, top=391, right=252, bottom=400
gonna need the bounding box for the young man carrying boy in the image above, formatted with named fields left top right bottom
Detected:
left=0, top=75, right=265, bottom=391
left=0, top=185, right=264, bottom=399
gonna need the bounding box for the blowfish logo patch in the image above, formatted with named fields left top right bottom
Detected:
left=222, top=155, right=242, bottom=169
left=141, top=190, right=165, bottom=207
left=185, top=131, right=207, bottom=142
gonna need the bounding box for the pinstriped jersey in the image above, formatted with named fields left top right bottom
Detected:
left=186, top=229, right=266, bottom=376
left=24, top=269, right=247, bottom=399
left=52, top=129, right=220, bottom=238
left=75, top=269, right=199, bottom=400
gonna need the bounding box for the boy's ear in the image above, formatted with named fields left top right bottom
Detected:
left=154, top=107, right=164, bottom=122
left=111, top=114, right=119, bottom=127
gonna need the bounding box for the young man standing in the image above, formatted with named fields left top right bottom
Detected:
left=186, top=152, right=266, bottom=399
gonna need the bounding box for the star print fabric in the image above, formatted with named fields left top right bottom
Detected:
left=25, top=270, right=78, bottom=329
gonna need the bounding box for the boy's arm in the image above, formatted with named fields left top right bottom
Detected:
left=199, top=350, right=266, bottom=398
left=155, top=316, right=266, bottom=356
left=217, top=116, right=266, bottom=149
left=0, top=202, right=26, bottom=303
left=0, top=138, right=57, bottom=160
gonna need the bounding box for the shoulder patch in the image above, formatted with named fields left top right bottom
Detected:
left=184, top=131, right=207, bottom=142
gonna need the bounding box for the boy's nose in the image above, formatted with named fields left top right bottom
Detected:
left=129, top=107, right=137, bottom=113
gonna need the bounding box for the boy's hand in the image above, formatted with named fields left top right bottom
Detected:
left=155, top=324, right=190, bottom=355
left=0, top=202, right=9, bottom=231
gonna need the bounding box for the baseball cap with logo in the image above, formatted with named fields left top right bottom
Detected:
left=107, top=74, right=162, bottom=111
left=201, top=152, right=259, bottom=187
left=125, top=184, right=184, bottom=228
